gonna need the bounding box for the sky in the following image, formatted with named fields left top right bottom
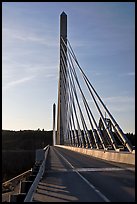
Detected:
left=2, top=2, right=135, bottom=133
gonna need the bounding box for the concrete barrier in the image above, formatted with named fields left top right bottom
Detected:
left=56, top=145, right=135, bottom=165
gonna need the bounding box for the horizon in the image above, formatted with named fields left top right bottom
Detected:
left=2, top=129, right=135, bottom=134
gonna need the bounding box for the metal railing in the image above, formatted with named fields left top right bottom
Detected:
left=24, top=145, right=50, bottom=202
left=2, top=169, right=32, bottom=193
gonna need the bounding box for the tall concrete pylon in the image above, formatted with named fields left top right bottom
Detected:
left=57, top=12, right=67, bottom=145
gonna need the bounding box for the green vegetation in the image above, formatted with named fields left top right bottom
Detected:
left=126, top=132, right=135, bottom=146
left=2, top=129, right=53, bottom=150
left=2, top=129, right=53, bottom=182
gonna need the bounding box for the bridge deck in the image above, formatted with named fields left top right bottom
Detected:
left=32, top=146, right=135, bottom=202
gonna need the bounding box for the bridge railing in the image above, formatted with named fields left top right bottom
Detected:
left=24, top=145, right=50, bottom=202
left=2, top=169, right=32, bottom=194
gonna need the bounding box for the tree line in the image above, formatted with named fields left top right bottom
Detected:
left=2, top=129, right=53, bottom=182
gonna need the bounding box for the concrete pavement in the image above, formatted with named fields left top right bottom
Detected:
left=33, top=146, right=135, bottom=202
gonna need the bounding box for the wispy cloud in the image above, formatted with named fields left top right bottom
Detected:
left=102, top=96, right=135, bottom=103
left=3, top=27, right=58, bottom=47
left=126, top=72, right=135, bottom=76
left=3, top=26, right=58, bottom=83
left=119, top=72, right=135, bottom=77
left=82, top=95, right=135, bottom=103
left=87, top=95, right=135, bottom=113
left=3, top=58, right=58, bottom=82
left=3, top=76, right=35, bottom=90
left=102, top=96, right=135, bottom=113
left=14, top=33, right=58, bottom=47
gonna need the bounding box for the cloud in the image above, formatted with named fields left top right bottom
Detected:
left=3, top=27, right=58, bottom=47
left=2, top=55, right=58, bottom=81
left=3, top=26, right=59, bottom=82
left=101, top=95, right=135, bottom=113
left=13, top=33, right=58, bottom=47
left=119, top=72, right=135, bottom=77
left=43, top=73, right=58, bottom=78
left=3, top=76, right=35, bottom=90
left=86, top=95, right=135, bottom=114
left=102, top=96, right=134, bottom=103
left=126, top=72, right=135, bottom=76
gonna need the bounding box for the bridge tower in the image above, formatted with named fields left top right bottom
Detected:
left=57, top=12, right=67, bottom=144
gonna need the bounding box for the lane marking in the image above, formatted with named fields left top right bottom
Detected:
left=53, top=148, right=74, bottom=169
left=46, top=167, right=135, bottom=173
left=75, top=167, right=134, bottom=172
left=46, top=169, right=69, bottom=173
left=125, top=167, right=135, bottom=172
left=54, top=147, right=110, bottom=202
left=76, top=171, right=110, bottom=202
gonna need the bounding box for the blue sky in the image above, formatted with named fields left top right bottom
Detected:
left=2, top=2, right=135, bottom=133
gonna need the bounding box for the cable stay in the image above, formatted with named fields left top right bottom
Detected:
left=58, top=36, right=134, bottom=153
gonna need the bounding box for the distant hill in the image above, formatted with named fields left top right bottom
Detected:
left=2, top=130, right=53, bottom=182
left=2, top=129, right=53, bottom=150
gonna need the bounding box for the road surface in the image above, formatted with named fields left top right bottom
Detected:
left=33, top=146, right=135, bottom=202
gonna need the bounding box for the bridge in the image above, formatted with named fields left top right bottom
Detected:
left=2, top=12, right=135, bottom=202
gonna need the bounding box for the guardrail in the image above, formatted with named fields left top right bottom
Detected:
left=2, top=169, right=32, bottom=193
left=3, top=169, right=32, bottom=186
left=24, top=145, right=50, bottom=202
